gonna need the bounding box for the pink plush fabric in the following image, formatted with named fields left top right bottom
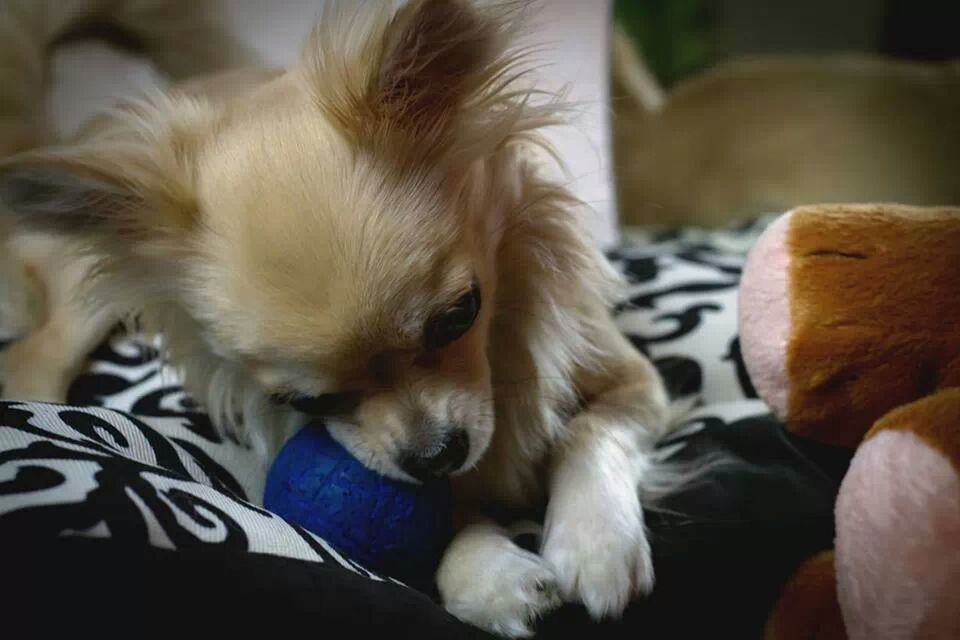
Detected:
left=836, top=429, right=960, bottom=640
left=739, top=212, right=792, bottom=419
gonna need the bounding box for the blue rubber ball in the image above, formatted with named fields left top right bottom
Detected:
left=264, top=423, right=453, bottom=592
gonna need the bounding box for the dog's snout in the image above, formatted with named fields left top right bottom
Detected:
left=400, top=429, right=469, bottom=482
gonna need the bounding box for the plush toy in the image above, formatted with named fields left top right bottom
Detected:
left=264, top=423, right=453, bottom=593
left=738, top=204, right=960, bottom=640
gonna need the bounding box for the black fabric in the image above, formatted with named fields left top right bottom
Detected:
left=1, top=535, right=491, bottom=639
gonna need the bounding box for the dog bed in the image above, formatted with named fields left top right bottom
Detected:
left=0, top=218, right=849, bottom=638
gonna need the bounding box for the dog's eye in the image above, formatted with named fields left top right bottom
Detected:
left=424, top=285, right=481, bottom=349
left=271, top=392, right=360, bottom=416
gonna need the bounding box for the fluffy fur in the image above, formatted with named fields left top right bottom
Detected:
left=0, top=1, right=673, bottom=635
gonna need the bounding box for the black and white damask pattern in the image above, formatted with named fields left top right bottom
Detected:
left=613, top=219, right=773, bottom=426
left=0, top=220, right=773, bottom=585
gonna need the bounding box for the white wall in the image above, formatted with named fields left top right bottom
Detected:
left=519, top=0, right=618, bottom=247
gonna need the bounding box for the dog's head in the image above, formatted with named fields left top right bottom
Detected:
left=0, top=0, right=561, bottom=480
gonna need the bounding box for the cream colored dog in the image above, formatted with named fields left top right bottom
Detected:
left=611, top=27, right=960, bottom=228
left=0, top=1, right=672, bottom=635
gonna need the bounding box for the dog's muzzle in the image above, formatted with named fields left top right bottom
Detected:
left=399, top=429, right=470, bottom=482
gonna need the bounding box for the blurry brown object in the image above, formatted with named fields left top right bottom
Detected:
left=611, top=26, right=960, bottom=227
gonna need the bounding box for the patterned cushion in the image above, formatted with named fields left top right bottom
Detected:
left=3, top=218, right=839, bottom=637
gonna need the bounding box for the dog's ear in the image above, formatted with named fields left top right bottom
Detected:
left=0, top=145, right=197, bottom=252
left=374, top=0, right=501, bottom=130
left=0, top=94, right=210, bottom=251
left=304, top=0, right=510, bottom=143
left=0, top=154, right=143, bottom=235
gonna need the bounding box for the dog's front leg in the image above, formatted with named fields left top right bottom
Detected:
left=541, top=317, right=671, bottom=619
left=437, top=519, right=562, bottom=638
left=0, top=293, right=116, bottom=402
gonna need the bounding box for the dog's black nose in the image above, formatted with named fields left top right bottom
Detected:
left=400, top=430, right=470, bottom=482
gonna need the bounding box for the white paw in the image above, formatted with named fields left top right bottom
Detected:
left=542, top=494, right=654, bottom=619
left=438, top=527, right=562, bottom=638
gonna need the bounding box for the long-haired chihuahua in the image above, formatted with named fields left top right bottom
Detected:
left=0, top=0, right=673, bottom=635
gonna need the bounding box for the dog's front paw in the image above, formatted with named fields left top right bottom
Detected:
left=541, top=491, right=653, bottom=620
left=438, top=524, right=562, bottom=638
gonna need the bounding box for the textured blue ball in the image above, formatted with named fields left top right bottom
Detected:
left=263, top=423, right=453, bottom=591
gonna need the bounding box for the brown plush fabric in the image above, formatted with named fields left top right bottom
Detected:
left=865, top=387, right=960, bottom=474
left=765, top=551, right=847, bottom=640
left=784, top=204, right=960, bottom=448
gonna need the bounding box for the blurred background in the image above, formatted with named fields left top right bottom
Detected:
left=43, top=0, right=960, bottom=235
left=615, top=0, right=960, bottom=89
left=611, top=0, right=960, bottom=228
